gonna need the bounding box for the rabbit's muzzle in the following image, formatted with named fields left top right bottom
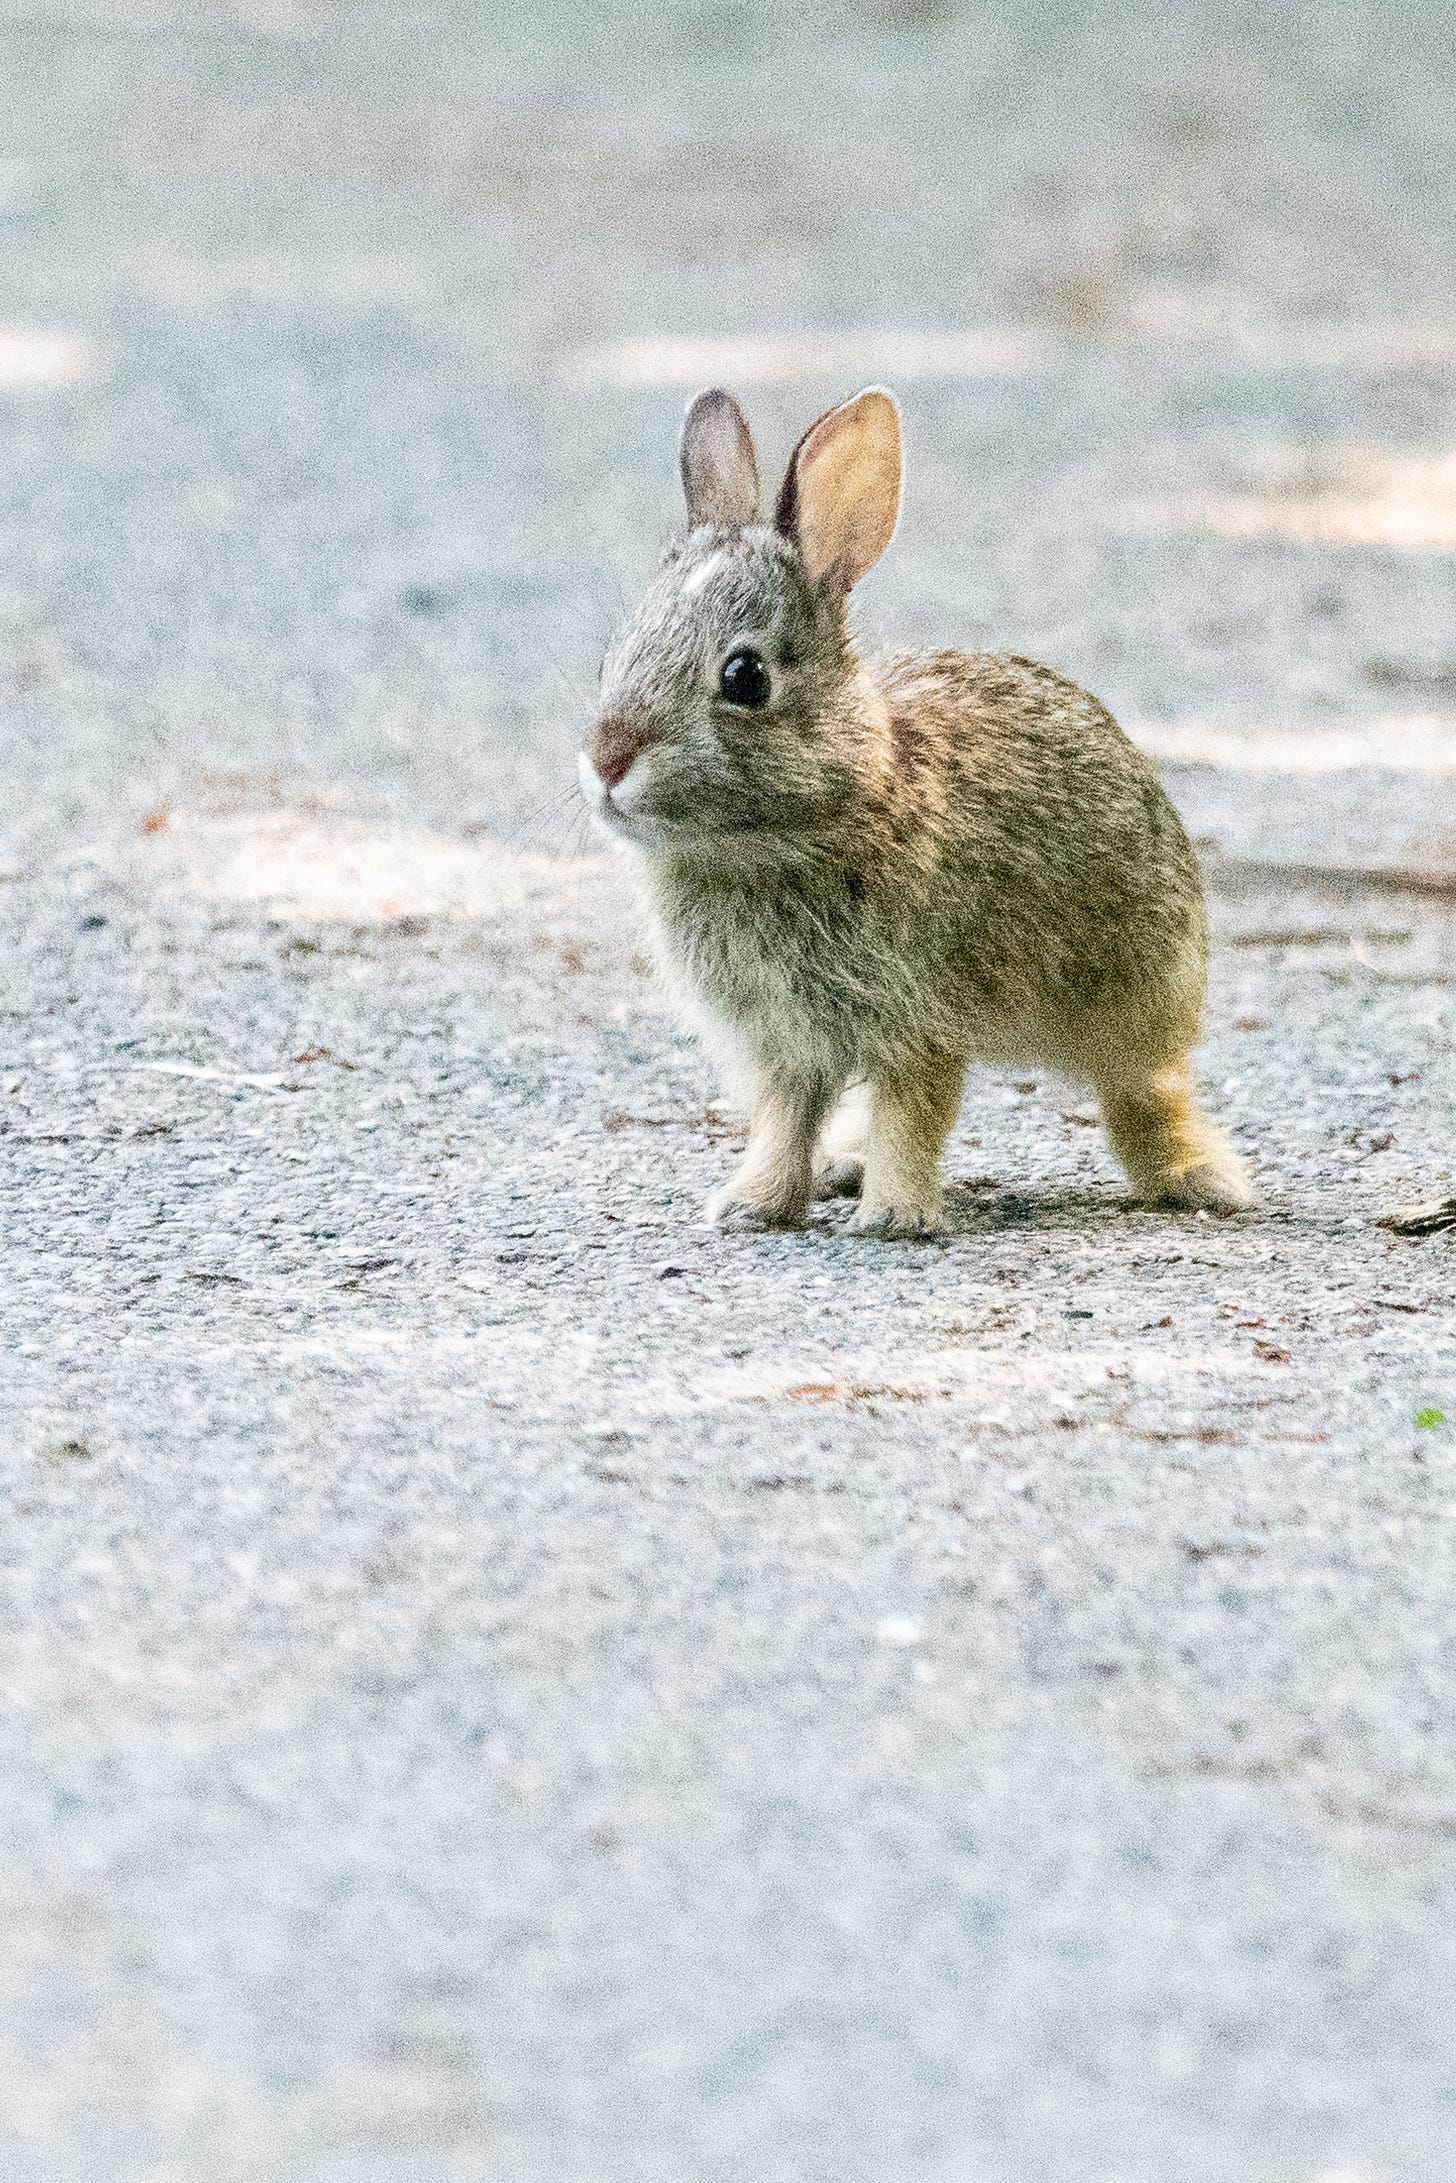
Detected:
left=581, top=711, right=670, bottom=836
left=586, top=709, right=659, bottom=791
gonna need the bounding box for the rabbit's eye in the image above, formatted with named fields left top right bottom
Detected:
left=719, top=649, right=771, bottom=708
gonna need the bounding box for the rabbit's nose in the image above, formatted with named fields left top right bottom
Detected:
left=590, top=714, right=652, bottom=790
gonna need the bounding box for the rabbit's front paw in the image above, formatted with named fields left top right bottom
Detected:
left=706, top=1181, right=809, bottom=1233
left=848, top=1193, right=943, bottom=1242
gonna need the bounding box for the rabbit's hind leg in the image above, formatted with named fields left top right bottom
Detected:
left=813, top=1081, right=870, bottom=1198
left=708, top=1069, right=836, bottom=1231
left=850, top=1049, right=968, bottom=1241
left=1097, top=1058, right=1256, bottom=1215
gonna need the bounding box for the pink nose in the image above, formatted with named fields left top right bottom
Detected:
left=590, top=713, right=653, bottom=791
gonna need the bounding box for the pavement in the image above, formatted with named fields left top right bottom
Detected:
left=1, top=4, right=1455, bottom=2179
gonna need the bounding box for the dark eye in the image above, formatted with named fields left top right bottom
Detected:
left=719, top=649, right=771, bottom=708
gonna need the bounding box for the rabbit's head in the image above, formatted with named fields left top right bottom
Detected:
left=582, top=386, right=901, bottom=854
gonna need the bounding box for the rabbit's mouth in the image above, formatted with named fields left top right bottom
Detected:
left=599, top=800, right=659, bottom=843
left=578, top=747, right=665, bottom=843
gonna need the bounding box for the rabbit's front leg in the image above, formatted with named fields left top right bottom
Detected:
left=850, top=1049, right=968, bottom=1241
left=707, top=1069, right=834, bottom=1231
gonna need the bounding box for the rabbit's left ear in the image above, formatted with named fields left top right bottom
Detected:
left=775, top=387, right=901, bottom=587
left=680, top=388, right=761, bottom=529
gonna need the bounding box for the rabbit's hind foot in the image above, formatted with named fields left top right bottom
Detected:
left=1099, top=1061, right=1257, bottom=1218
left=813, top=1155, right=864, bottom=1199
left=812, top=1084, right=869, bottom=1198
left=1152, top=1158, right=1258, bottom=1217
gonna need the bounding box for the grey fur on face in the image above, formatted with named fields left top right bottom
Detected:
left=596, top=524, right=853, bottom=845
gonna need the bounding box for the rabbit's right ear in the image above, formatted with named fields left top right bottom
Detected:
left=680, top=388, right=760, bottom=530
left=775, top=388, right=901, bottom=588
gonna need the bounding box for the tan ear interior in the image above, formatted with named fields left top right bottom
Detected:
left=785, top=388, right=902, bottom=586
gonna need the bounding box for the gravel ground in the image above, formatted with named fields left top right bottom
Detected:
left=2, top=5, right=1455, bottom=2180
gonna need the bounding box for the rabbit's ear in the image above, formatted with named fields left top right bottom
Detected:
left=680, top=388, right=761, bottom=529
left=775, top=387, right=901, bottom=587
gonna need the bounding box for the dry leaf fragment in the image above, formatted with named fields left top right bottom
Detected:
left=1378, top=1200, right=1456, bottom=1238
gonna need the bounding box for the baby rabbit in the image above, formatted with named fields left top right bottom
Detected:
left=581, top=385, right=1254, bottom=1237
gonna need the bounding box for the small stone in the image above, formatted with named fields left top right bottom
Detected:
left=402, top=582, right=447, bottom=616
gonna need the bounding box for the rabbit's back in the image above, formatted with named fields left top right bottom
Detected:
left=879, top=649, right=1191, bottom=890
left=865, top=649, right=1208, bottom=1071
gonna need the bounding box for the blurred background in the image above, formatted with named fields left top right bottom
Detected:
left=4, top=13, right=1456, bottom=2182
left=2, top=0, right=1455, bottom=879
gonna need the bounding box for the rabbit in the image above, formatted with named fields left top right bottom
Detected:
left=579, top=384, right=1255, bottom=1238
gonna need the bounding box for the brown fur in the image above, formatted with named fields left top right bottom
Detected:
left=582, top=388, right=1255, bottom=1237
